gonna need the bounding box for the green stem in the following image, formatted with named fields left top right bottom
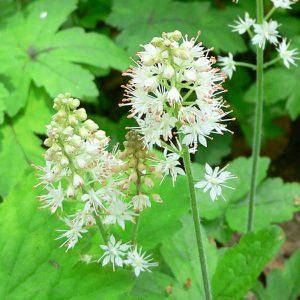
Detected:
left=263, top=56, right=281, bottom=69
left=181, top=144, right=212, bottom=300
left=247, top=0, right=264, bottom=232
left=132, top=161, right=142, bottom=244
left=265, top=6, right=275, bottom=20
left=235, top=61, right=257, bottom=70
left=94, top=212, right=108, bottom=244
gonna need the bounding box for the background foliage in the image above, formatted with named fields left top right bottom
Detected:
left=0, top=0, right=299, bottom=299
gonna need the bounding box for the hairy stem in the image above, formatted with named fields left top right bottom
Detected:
left=247, top=0, right=264, bottom=232
left=181, top=144, right=212, bottom=300
left=132, top=162, right=142, bottom=244
left=94, top=212, right=108, bottom=244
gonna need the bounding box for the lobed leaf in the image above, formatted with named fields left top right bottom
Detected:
left=212, top=226, right=284, bottom=300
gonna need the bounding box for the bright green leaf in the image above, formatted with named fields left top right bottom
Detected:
left=253, top=249, right=300, bottom=300
left=212, top=226, right=284, bottom=300
left=0, top=86, right=52, bottom=197
left=107, top=0, right=246, bottom=55
left=0, top=170, right=134, bottom=299
left=226, top=178, right=300, bottom=233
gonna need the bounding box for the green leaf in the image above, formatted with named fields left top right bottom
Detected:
left=226, top=178, right=300, bottom=233
left=0, top=83, right=8, bottom=124
left=129, top=216, right=218, bottom=299
left=253, top=249, right=300, bottom=300
left=212, top=226, right=284, bottom=300
left=0, top=86, right=52, bottom=197
left=195, top=133, right=232, bottom=166
left=244, top=67, right=297, bottom=105
left=122, top=175, right=190, bottom=250
left=194, top=157, right=270, bottom=220
left=0, top=170, right=134, bottom=299
left=107, top=0, right=246, bottom=55
left=0, top=0, right=128, bottom=116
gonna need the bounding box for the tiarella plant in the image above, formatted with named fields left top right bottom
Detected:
left=122, top=30, right=236, bottom=300
left=219, top=0, right=299, bottom=232
left=34, top=93, right=159, bottom=277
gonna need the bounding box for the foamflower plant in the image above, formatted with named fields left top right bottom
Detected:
left=34, top=93, right=158, bottom=277
left=122, top=30, right=236, bottom=300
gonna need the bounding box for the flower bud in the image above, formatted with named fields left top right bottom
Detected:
left=184, top=69, right=197, bottom=82
left=79, top=127, right=89, bottom=138
left=163, top=65, right=175, bottom=79
left=73, top=174, right=84, bottom=187
left=167, top=86, right=181, bottom=105
left=69, top=98, right=80, bottom=109
left=75, top=108, right=87, bottom=121
left=144, top=177, right=154, bottom=188
left=84, top=119, right=99, bottom=131
left=152, top=193, right=163, bottom=203
left=95, top=130, right=106, bottom=140
left=61, top=156, right=69, bottom=166
left=67, top=184, right=75, bottom=197
left=68, top=115, right=78, bottom=126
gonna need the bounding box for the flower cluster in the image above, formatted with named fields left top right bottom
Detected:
left=34, top=93, right=158, bottom=276
left=99, top=235, right=158, bottom=277
left=220, top=1, right=299, bottom=78
left=122, top=30, right=234, bottom=185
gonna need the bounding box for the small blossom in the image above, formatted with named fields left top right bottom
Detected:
left=38, top=183, right=64, bottom=213
left=98, top=235, right=130, bottom=271
left=277, top=38, right=299, bottom=68
left=104, top=199, right=136, bottom=229
left=56, top=218, right=87, bottom=251
left=132, top=194, right=151, bottom=211
left=125, top=246, right=158, bottom=277
left=252, top=20, right=280, bottom=49
left=230, top=12, right=255, bottom=35
left=81, top=188, right=106, bottom=212
left=271, top=0, right=297, bottom=9
left=218, top=53, right=236, bottom=79
left=195, top=163, right=236, bottom=201
left=156, top=152, right=185, bottom=185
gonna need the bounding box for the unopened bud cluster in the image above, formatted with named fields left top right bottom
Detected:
left=118, top=131, right=162, bottom=211
left=34, top=93, right=157, bottom=276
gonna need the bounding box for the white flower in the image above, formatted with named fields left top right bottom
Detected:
left=230, top=12, right=255, bottom=35
left=132, top=194, right=151, bottom=211
left=125, top=246, right=158, bottom=277
left=38, top=183, right=64, bottom=213
left=195, top=163, right=236, bottom=201
left=104, top=199, right=135, bottom=229
left=33, top=161, right=60, bottom=187
left=277, top=38, right=299, bottom=68
left=218, top=53, right=236, bottom=79
left=81, top=188, right=106, bottom=212
left=56, top=218, right=87, bottom=251
left=167, top=86, right=182, bottom=105
left=98, top=235, right=130, bottom=271
left=252, top=20, right=280, bottom=49
left=156, top=152, right=185, bottom=185
left=271, top=0, right=297, bottom=9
